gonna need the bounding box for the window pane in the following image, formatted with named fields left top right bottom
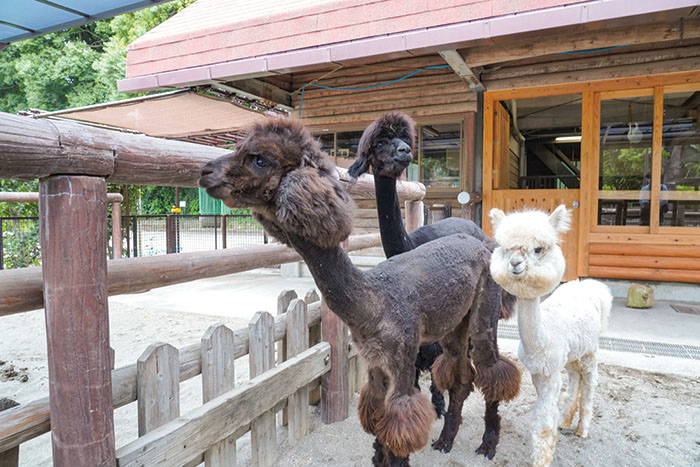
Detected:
left=501, top=94, right=582, bottom=189
left=336, top=131, right=363, bottom=169
left=598, top=95, right=654, bottom=226
left=420, top=123, right=461, bottom=188
left=661, top=89, right=700, bottom=227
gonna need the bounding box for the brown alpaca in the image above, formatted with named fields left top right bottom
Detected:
left=349, top=112, right=520, bottom=459
left=199, top=118, right=520, bottom=466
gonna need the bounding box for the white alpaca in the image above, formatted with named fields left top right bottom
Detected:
left=488, top=205, right=612, bottom=467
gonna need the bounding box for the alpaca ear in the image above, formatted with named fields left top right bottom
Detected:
left=348, top=157, right=370, bottom=179
left=549, top=204, right=572, bottom=234
left=489, top=208, right=506, bottom=232
left=276, top=166, right=354, bottom=248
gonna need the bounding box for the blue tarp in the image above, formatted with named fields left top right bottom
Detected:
left=1, top=1, right=174, bottom=44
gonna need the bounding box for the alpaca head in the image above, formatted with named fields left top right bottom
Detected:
left=348, top=112, right=415, bottom=178
left=488, top=205, right=571, bottom=299
left=199, top=117, right=354, bottom=249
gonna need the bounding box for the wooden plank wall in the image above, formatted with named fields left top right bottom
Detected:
left=480, top=37, right=700, bottom=91
left=587, top=234, right=700, bottom=284
left=292, top=55, right=475, bottom=126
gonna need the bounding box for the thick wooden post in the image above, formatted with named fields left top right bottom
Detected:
left=166, top=215, right=176, bottom=254
left=39, top=176, right=115, bottom=467
left=405, top=200, right=424, bottom=233
left=111, top=201, right=122, bottom=259
left=321, top=239, right=350, bottom=424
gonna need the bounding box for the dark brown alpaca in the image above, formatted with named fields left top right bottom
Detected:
left=349, top=112, right=520, bottom=460
left=199, top=118, right=520, bottom=466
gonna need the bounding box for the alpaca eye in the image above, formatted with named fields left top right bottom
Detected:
left=375, top=142, right=383, bottom=149
left=252, top=155, right=268, bottom=168
left=534, top=247, right=543, bottom=254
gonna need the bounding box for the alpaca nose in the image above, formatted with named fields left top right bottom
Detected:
left=393, top=140, right=413, bottom=164
left=510, top=256, right=525, bottom=275
left=199, top=163, right=215, bottom=187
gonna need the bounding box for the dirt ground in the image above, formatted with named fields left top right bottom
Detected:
left=2, top=293, right=699, bottom=466
left=276, top=360, right=700, bottom=467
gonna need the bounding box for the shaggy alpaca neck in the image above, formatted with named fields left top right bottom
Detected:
left=517, top=296, right=548, bottom=356
left=285, top=233, right=368, bottom=331
left=374, top=174, right=414, bottom=257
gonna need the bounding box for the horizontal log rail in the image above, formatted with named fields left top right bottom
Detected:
left=0, top=112, right=426, bottom=203
left=0, top=192, right=123, bottom=203
left=0, top=232, right=382, bottom=317
left=0, top=299, right=361, bottom=454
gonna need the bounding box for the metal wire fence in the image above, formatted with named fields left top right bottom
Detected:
left=0, top=214, right=265, bottom=268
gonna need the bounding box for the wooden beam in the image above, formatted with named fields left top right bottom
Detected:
left=213, top=79, right=293, bottom=110
left=115, top=343, right=331, bottom=467
left=462, top=18, right=700, bottom=67
left=0, top=112, right=228, bottom=185
left=439, top=49, right=484, bottom=91
left=0, top=232, right=383, bottom=316
left=39, top=176, right=115, bottom=467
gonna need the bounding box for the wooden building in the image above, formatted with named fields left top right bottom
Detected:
left=118, top=0, right=700, bottom=283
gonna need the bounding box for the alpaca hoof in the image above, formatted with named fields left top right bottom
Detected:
left=431, top=437, right=453, bottom=453
left=475, top=441, right=497, bottom=460
left=575, top=428, right=588, bottom=438
left=434, top=404, right=446, bottom=419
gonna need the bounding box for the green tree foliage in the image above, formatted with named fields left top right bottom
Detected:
left=0, top=0, right=196, bottom=214
left=0, top=0, right=195, bottom=114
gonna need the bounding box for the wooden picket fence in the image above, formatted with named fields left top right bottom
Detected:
left=1, top=288, right=366, bottom=467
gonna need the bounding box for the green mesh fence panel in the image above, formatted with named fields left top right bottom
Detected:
left=198, top=188, right=233, bottom=215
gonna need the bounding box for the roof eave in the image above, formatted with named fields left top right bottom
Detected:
left=118, top=0, right=699, bottom=93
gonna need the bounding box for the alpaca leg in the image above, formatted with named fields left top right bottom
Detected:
left=430, top=317, right=473, bottom=453
left=429, top=380, right=446, bottom=419
left=475, top=400, right=500, bottom=459
left=416, top=343, right=446, bottom=418
left=559, top=361, right=582, bottom=430
left=375, top=349, right=435, bottom=459
left=359, top=367, right=390, bottom=466
left=531, top=373, right=562, bottom=467
left=576, top=353, right=599, bottom=438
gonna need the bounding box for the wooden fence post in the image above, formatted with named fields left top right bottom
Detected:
left=221, top=215, right=227, bottom=249
left=137, top=343, right=180, bottom=436
left=39, top=175, right=115, bottom=467
left=0, top=399, right=19, bottom=467
left=304, top=289, right=322, bottom=405
left=321, top=240, right=350, bottom=425
left=166, top=215, right=176, bottom=254
left=276, top=290, right=297, bottom=426
left=201, top=324, right=236, bottom=467
left=249, top=311, right=277, bottom=466
left=111, top=201, right=122, bottom=259
left=286, top=299, right=310, bottom=445
left=405, top=200, right=424, bottom=232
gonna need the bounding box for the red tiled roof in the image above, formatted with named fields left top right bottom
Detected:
left=125, top=0, right=591, bottom=78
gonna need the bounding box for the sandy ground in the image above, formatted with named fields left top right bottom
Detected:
left=1, top=271, right=699, bottom=466
left=277, top=360, right=700, bottom=467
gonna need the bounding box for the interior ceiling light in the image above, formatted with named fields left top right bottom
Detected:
left=554, top=135, right=582, bottom=142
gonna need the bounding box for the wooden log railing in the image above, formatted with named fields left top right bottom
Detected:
left=0, top=232, right=382, bottom=317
